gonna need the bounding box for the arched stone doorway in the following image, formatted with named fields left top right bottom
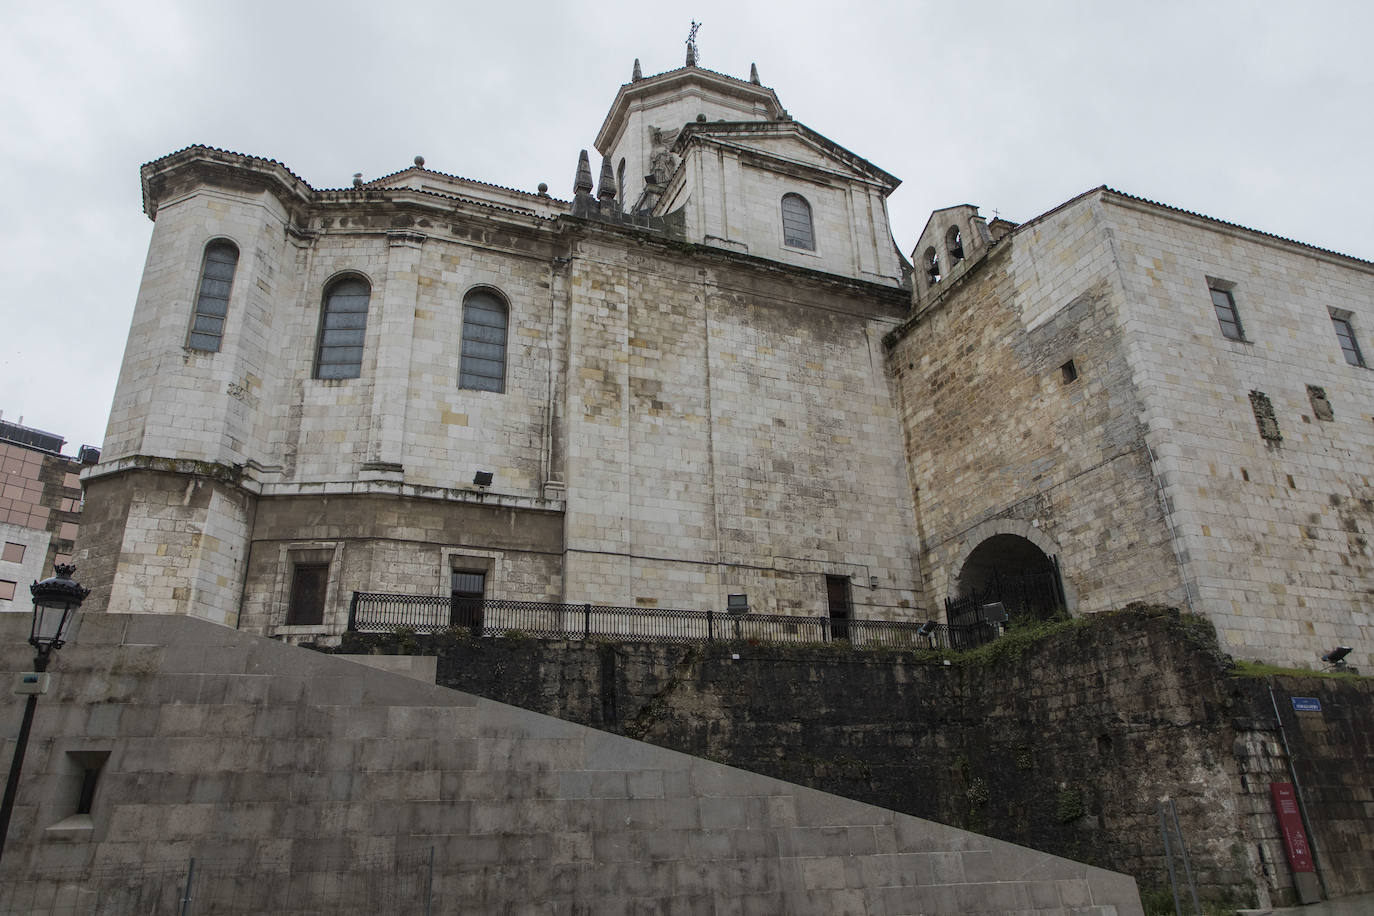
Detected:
left=950, top=533, right=1065, bottom=624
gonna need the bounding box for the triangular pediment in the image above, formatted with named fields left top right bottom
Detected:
left=673, top=120, right=900, bottom=193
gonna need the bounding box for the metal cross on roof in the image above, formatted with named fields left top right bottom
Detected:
left=686, top=21, right=701, bottom=66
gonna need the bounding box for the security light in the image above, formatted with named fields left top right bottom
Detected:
left=917, top=620, right=937, bottom=637
left=981, top=602, right=1008, bottom=624
left=726, top=594, right=749, bottom=614
left=1321, top=646, right=1352, bottom=666
left=473, top=471, right=493, bottom=487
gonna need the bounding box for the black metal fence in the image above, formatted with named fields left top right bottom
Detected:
left=945, top=562, right=1066, bottom=627
left=348, top=592, right=1000, bottom=652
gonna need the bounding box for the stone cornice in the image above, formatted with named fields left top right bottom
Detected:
left=82, top=455, right=566, bottom=513
left=674, top=120, right=900, bottom=192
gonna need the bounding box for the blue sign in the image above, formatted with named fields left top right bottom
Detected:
left=1291, top=697, right=1321, bottom=712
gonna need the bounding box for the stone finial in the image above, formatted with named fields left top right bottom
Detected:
left=414, top=155, right=425, bottom=167
left=537, top=182, right=549, bottom=196
left=352, top=173, right=364, bottom=188
left=632, top=58, right=642, bottom=81
left=574, top=150, right=594, bottom=196
left=750, top=63, right=760, bottom=85
left=597, top=155, right=617, bottom=201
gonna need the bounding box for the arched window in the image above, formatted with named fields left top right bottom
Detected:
left=924, top=247, right=941, bottom=285
left=617, top=158, right=627, bottom=205
left=187, top=240, right=238, bottom=352
left=314, top=276, right=370, bottom=379
left=459, top=288, right=508, bottom=393
left=946, top=225, right=965, bottom=263
left=781, top=193, right=815, bottom=250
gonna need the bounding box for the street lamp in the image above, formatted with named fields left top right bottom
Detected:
left=0, top=563, right=88, bottom=865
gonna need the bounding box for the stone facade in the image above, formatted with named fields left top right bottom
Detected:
left=0, top=612, right=1144, bottom=915
left=82, top=62, right=923, bottom=639
left=889, top=189, right=1374, bottom=669
left=79, top=63, right=1373, bottom=668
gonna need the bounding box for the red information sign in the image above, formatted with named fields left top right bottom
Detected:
left=1270, top=782, right=1314, bottom=873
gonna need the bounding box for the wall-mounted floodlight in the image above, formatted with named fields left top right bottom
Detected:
left=916, top=620, right=937, bottom=638
left=473, top=471, right=493, bottom=487
left=726, top=594, right=749, bottom=615
left=981, top=602, right=1008, bottom=624
left=869, top=575, right=879, bottom=589
left=1321, top=646, right=1352, bottom=669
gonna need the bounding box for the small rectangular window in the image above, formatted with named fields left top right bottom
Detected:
left=286, top=563, right=330, bottom=626
left=2, top=542, right=23, bottom=563
left=0, top=580, right=16, bottom=601
left=1060, top=359, right=1078, bottom=384
left=1210, top=286, right=1245, bottom=341
left=1331, top=313, right=1365, bottom=367
left=825, top=574, right=852, bottom=641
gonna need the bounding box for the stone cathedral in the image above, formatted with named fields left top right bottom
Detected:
left=80, top=52, right=1374, bottom=673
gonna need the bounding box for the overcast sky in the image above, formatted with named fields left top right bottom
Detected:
left=2, top=0, right=1371, bottom=452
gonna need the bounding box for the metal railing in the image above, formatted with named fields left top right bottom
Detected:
left=348, top=592, right=1000, bottom=652
left=945, top=562, right=1066, bottom=626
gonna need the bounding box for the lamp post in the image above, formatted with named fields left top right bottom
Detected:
left=0, top=563, right=88, bottom=865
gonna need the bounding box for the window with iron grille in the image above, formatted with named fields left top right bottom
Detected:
left=1331, top=313, right=1365, bottom=367
left=781, top=194, right=815, bottom=250
left=459, top=289, right=508, bottom=392
left=286, top=563, right=330, bottom=626
left=314, top=277, right=370, bottom=379
left=187, top=241, right=238, bottom=352
left=1209, top=285, right=1245, bottom=341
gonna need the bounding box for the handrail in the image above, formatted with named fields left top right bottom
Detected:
left=348, top=592, right=999, bottom=651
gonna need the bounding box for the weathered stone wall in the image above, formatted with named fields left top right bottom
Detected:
left=0, top=613, right=1142, bottom=915
left=339, top=608, right=1374, bottom=907
left=886, top=197, right=1182, bottom=616
left=560, top=228, right=922, bottom=618
left=1102, top=193, right=1374, bottom=669
left=238, top=492, right=564, bottom=636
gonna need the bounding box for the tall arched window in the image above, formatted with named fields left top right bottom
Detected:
left=781, top=193, right=815, bottom=250
left=187, top=240, right=239, bottom=352
left=459, top=288, right=508, bottom=393
left=314, top=276, right=370, bottom=379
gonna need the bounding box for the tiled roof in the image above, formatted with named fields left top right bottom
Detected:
left=366, top=165, right=571, bottom=205
left=1102, top=187, right=1374, bottom=268
left=1005, top=185, right=1371, bottom=268
left=142, top=144, right=315, bottom=188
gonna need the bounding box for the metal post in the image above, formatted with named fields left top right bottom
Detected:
left=0, top=693, right=39, bottom=866
left=707, top=610, right=713, bottom=642
left=424, top=845, right=435, bottom=916
left=583, top=604, right=591, bottom=639
left=347, top=591, right=359, bottom=632
left=1159, top=803, right=1183, bottom=916
left=179, top=857, right=196, bottom=916
left=1169, top=799, right=1203, bottom=915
